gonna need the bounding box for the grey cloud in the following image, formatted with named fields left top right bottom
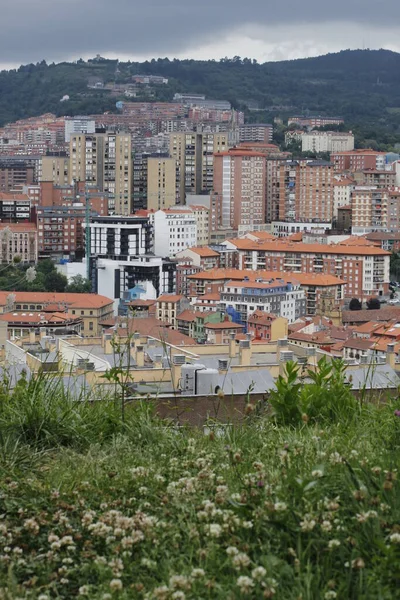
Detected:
left=1, top=0, right=400, bottom=65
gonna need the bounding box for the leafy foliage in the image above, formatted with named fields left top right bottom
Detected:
left=349, top=298, right=362, bottom=311
left=0, top=259, right=67, bottom=292
left=65, top=275, right=92, bottom=293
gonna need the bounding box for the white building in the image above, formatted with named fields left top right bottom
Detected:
left=333, top=177, right=356, bottom=219
left=301, top=131, right=354, bottom=154
left=153, top=208, right=197, bottom=258
left=65, top=117, right=96, bottom=142
left=272, top=221, right=332, bottom=238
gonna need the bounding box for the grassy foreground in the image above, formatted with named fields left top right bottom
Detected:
left=0, top=374, right=400, bottom=599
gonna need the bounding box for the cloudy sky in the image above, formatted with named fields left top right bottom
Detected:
left=1, top=0, right=400, bottom=70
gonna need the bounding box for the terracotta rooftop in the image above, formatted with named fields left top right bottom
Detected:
left=157, top=294, right=185, bottom=303
left=342, top=307, right=400, bottom=324
left=0, top=311, right=81, bottom=325
left=226, top=238, right=390, bottom=256
left=0, top=291, right=113, bottom=310
left=204, top=322, right=244, bottom=330
left=128, top=299, right=157, bottom=307
left=0, top=193, right=30, bottom=201
left=188, top=268, right=345, bottom=286
left=342, top=338, right=375, bottom=350
left=177, top=310, right=197, bottom=322
left=184, top=247, right=219, bottom=257
left=0, top=223, right=36, bottom=232
left=353, top=321, right=382, bottom=335
left=111, top=317, right=195, bottom=346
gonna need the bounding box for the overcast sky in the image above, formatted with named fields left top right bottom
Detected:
left=1, top=0, right=400, bottom=70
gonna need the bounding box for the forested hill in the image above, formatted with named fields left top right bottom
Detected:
left=1, top=49, right=400, bottom=127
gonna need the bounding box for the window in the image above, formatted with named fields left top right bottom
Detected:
left=89, top=322, right=94, bottom=331
left=81, top=311, right=84, bottom=316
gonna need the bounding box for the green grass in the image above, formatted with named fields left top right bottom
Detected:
left=0, top=371, right=400, bottom=599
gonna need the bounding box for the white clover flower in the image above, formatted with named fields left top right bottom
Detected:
left=109, top=579, right=123, bottom=591
left=328, top=539, right=341, bottom=549
left=329, top=452, right=343, bottom=465
left=237, top=576, right=255, bottom=593
left=300, top=519, right=316, bottom=532
left=226, top=546, right=239, bottom=556
left=152, top=586, right=169, bottom=600
left=79, top=586, right=90, bottom=595
left=371, top=466, right=382, bottom=475
left=169, top=575, right=190, bottom=590
left=171, top=592, right=186, bottom=600
left=23, top=518, right=39, bottom=534
left=321, top=520, right=332, bottom=532
left=191, top=568, right=205, bottom=579
left=312, top=470, right=324, bottom=479
left=325, top=592, right=337, bottom=599
left=207, top=523, right=222, bottom=538
left=274, top=502, right=287, bottom=512
left=38, top=595, right=50, bottom=600
left=252, top=566, right=267, bottom=580
left=389, top=533, right=400, bottom=543
left=232, top=552, right=251, bottom=570
left=242, top=521, right=253, bottom=529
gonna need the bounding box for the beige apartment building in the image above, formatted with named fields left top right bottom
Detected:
left=170, top=132, right=228, bottom=203
left=40, top=155, right=70, bottom=185
left=147, top=157, right=176, bottom=210
left=190, top=205, right=210, bottom=246
left=351, top=186, right=396, bottom=232
left=69, top=133, right=132, bottom=214
left=0, top=223, right=37, bottom=264
left=301, top=131, right=354, bottom=153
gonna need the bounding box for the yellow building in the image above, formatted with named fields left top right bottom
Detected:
left=147, top=157, right=176, bottom=210
left=40, top=155, right=70, bottom=185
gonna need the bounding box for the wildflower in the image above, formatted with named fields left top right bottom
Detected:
left=371, top=466, right=382, bottom=475
left=242, top=520, right=253, bottom=529
left=351, top=558, right=365, bottom=569
left=321, top=520, right=332, bottom=532
left=325, top=593, right=337, bottom=599
left=207, top=523, right=222, bottom=538
left=274, top=502, right=287, bottom=512
left=23, top=518, right=39, bottom=534
left=79, top=586, right=90, bottom=595
left=232, top=552, right=251, bottom=570
left=102, top=595, right=112, bottom=600
left=237, top=576, right=255, bottom=593
left=329, top=452, right=342, bottom=465
left=38, top=596, right=50, bottom=600
left=394, top=409, right=400, bottom=417
left=171, top=593, right=186, bottom=600
left=252, top=566, right=267, bottom=580
left=312, top=470, right=323, bottom=479
left=301, top=413, right=309, bottom=423
left=151, top=587, right=169, bottom=600
left=169, top=575, right=190, bottom=590
left=226, top=546, right=239, bottom=556
left=328, top=539, right=341, bottom=549
left=191, top=568, right=205, bottom=579
left=300, top=518, right=316, bottom=532
left=109, top=579, right=123, bottom=591
left=389, top=533, right=400, bottom=543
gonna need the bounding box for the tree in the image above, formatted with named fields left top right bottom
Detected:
left=367, top=297, right=381, bottom=310
left=66, top=275, right=91, bottom=293
left=44, top=271, right=68, bottom=293
left=349, top=298, right=362, bottom=311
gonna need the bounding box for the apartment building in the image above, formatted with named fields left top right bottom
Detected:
left=87, top=215, right=176, bottom=312
left=247, top=310, right=288, bottom=342
left=333, top=178, right=355, bottom=219
left=288, top=116, right=344, bottom=128
left=331, top=149, right=386, bottom=172
left=69, top=132, right=132, bottom=214
left=147, top=156, right=177, bottom=210
left=0, top=194, right=32, bottom=222
left=223, top=238, right=390, bottom=299
left=64, top=117, right=95, bottom=142
left=0, top=223, right=37, bottom=263
left=40, top=155, right=70, bottom=185
left=190, top=205, right=210, bottom=246
left=220, top=278, right=306, bottom=324
left=156, top=294, right=190, bottom=329
left=36, top=204, right=98, bottom=259
left=169, top=132, right=228, bottom=203
left=0, top=158, right=35, bottom=192
left=213, top=148, right=266, bottom=229
left=132, top=152, right=149, bottom=212
left=239, top=124, right=273, bottom=143
left=266, top=159, right=334, bottom=224
left=153, top=208, right=197, bottom=257
left=351, top=187, right=400, bottom=233
left=0, top=291, right=114, bottom=337
left=301, top=131, right=354, bottom=153
left=175, top=246, right=219, bottom=270
left=353, top=169, right=397, bottom=188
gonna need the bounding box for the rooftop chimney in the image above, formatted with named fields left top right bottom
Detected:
left=229, top=332, right=237, bottom=358
left=239, top=340, right=251, bottom=367
left=386, top=343, right=396, bottom=369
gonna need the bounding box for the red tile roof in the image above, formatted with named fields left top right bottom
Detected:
left=0, top=291, right=113, bottom=310
left=204, top=322, right=244, bottom=330
left=157, top=294, right=185, bottom=303
left=226, top=238, right=390, bottom=256
left=177, top=310, right=196, bottom=322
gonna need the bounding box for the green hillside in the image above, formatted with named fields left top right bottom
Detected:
left=1, top=49, right=400, bottom=135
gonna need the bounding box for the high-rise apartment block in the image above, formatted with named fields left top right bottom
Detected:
left=153, top=208, right=197, bottom=258
left=213, top=148, right=266, bottom=229
left=169, top=132, right=228, bottom=203
left=239, top=124, right=273, bottom=143
left=0, top=158, right=35, bottom=192
left=351, top=187, right=400, bottom=233
left=40, top=154, right=70, bottom=186
left=64, top=117, right=96, bottom=142
left=301, top=131, right=354, bottom=153
left=266, top=159, right=334, bottom=224
left=147, top=156, right=177, bottom=211
left=69, top=133, right=132, bottom=214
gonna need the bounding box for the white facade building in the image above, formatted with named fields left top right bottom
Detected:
left=333, top=178, right=355, bottom=218
left=65, top=117, right=96, bottom=142
left=153, top=208, right=197, bottom=257
left=301, top=132, right=354, bottom=154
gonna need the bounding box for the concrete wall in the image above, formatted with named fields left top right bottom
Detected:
left=5, top=340, right=26, bottom=365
